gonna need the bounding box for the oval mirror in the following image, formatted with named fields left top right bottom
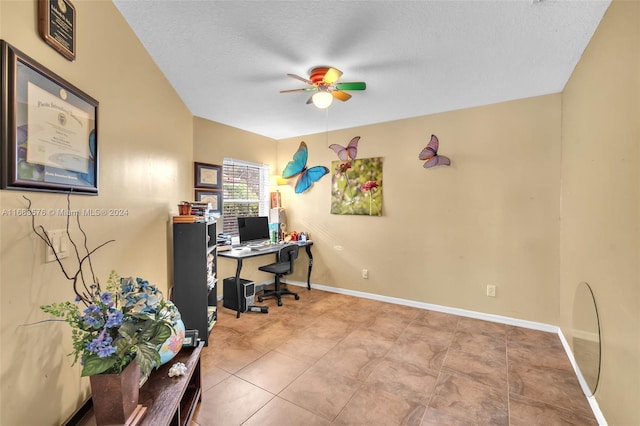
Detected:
left=572, top=281, right=601, bottom=395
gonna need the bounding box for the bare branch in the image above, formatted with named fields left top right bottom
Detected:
left=23, top=194, right=116, bottom=307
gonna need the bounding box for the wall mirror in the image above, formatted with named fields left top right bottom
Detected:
left=572, top=281, right=601, bottom=395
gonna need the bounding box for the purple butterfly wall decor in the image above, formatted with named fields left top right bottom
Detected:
left=419, top=134, right=451, bottom=168
left=329, top=136, right=360, bottom=162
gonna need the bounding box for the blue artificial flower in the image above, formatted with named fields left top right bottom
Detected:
left=136, top=278, right=150, bottom=290
left=82, top=304, right=104, bottom=328
left=105, top=309, right=123, bottom=328
left=86, top=329, right=115, bottom=358
left=100, top=292, right=114, bottom=307
left=120, top=278, right=134, bottom=294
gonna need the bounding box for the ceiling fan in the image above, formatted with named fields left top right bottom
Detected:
left=280, top=66, right=366, bottom=109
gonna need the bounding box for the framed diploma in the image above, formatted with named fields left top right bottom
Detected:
left=195, top=190, right=222, bottom=214
left=194, top=162, right=222, bottom=189
left=1, top=41, right=98, bottom=194
left=38, top=0, right=76, bottom=61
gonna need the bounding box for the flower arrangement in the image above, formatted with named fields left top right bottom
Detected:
left=41, top=272, right=176, bottom=378
left=24, top=194, right=177, bottom=379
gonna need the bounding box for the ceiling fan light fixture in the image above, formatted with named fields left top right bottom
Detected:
left=312, top=91, right=333, bottom=109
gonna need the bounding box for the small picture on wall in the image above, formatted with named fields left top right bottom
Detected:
left=195, top=190, right=222, bottom=214
left=331, top=157, right=383, bottom=216
left=194, top=162, right=222, bottom=189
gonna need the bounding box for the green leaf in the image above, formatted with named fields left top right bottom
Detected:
left=135, top=343, right=162, bottom=378
left=81, top=355, right=117, bottom=376
left=149, top=323, right=172, bottom=345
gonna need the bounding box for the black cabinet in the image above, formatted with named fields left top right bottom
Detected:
left=172, top=222, right=217, bottom=346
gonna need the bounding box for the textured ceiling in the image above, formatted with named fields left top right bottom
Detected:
left=113, top=0, right=610, bottom=140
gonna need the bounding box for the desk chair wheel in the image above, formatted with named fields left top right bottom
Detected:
left=294, top=294, right=300, bottom=300
left=277, top=299, right=283, bottom=307
left=258, top=296, right=263, bottom=302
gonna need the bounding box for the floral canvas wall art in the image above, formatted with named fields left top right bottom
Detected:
left=331, top=157, right=383, bottom=216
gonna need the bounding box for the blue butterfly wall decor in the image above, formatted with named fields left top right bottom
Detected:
left=329, top=136, right=360, bottom=162
left=419, top=134, right=451, bottom=168
left=282, top=141, right=329, bottom=194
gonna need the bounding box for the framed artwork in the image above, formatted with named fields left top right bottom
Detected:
left=331, top=157, right=383, bottom=216
left=1, top=40, right=98, bottom=194
left=195, top=190, right=222, bottom=214
left=194, top=162, right=222, bottom=189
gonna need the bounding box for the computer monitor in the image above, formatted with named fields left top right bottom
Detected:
left=237, top=216, right=270, bottom=244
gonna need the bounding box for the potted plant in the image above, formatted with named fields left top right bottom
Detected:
left=26, top=195, right=177, bottom=424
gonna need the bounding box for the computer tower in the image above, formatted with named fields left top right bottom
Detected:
left=223, top=277, right=255, bottom=312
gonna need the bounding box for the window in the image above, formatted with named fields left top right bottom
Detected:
left=222, top=158, right=270, bottom=236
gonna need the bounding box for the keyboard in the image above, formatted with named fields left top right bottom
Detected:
left=250, top=245, right=273, bottom=252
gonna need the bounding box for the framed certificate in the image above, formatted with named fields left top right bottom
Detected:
left=195, top=190, right=222, bottom=214
left=194, top=162, right=222, bottom=189
left=1, top=40, right=98, bottom=194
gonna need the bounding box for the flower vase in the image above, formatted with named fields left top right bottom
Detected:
left=90, top=360, right=145, bottom=425
left=158, top=318, right=186, bottom=365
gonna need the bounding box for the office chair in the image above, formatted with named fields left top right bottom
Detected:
left=257, top=244, right=300, bottom=306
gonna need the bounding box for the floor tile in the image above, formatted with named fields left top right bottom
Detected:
left=364, top=357, right=439, bottom=405
left=451, top=329, right=506, bottom=355
left=273, top=326, right=343, bottom=361
left=313, top=335, right=390, bottom=382
left=235, top=350, right=310, bottom=394
left=413, top=309, right=460, bottom=331
left=421, top=408, right=477, bottom=426
left=509, top=393, right=598, bottom=426
left=428, top=372, right=509, bottom=425
left=193, top=375, right=273, bottom=425
left=206, top=336, right=266, bottom=374
left=279, top=364, right=361, bottom=421
left=333, top=383, right=426, bottom=425
left=243, top=396, right=331, bottom=426
left=442, top=347, right=507, bottom=390
left=508, top=363, right=594, bottom=418
left=387, top=333, right=449, bottom=371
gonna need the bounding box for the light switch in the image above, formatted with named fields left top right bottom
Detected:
left=45, top=229, right=69, bottom=263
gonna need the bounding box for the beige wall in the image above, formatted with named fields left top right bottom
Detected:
left=560, top=1, right=640, bottom=424
left=278, top=95, right=562, bottom=324
left=0, top=1, right=193, bottom=424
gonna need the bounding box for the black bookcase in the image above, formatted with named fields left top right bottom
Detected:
left=172, top=221, right=217, bottom=346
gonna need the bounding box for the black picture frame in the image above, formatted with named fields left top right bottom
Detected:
left=194, top=162, right=221, bottom=189
left=1, top=40, right=98, bottom=194
left=194, top=190, right=222, bottom=214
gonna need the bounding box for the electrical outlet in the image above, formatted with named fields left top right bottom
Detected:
left=362, top=269, right=369, bottom=279
left=486, top=285, right=496, bottom=297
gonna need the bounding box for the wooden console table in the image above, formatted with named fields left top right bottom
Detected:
left=67, top=342, right=204, bottom=426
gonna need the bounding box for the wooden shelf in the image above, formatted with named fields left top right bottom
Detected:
left=67, top=343, right=204, bottom=426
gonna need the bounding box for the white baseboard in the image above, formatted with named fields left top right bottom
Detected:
left=283, top=279, right=607, bottom=425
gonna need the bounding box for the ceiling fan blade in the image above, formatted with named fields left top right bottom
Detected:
left=280, top=88, right=315, bottom=93
left=287, top=73, right=314, bottom=85
left=306, top=95, right=314, bottom=104
left=332, top=90, right=352, bottom=102
left=335, top=82, right=366, bottom=91
left=323, top=67, right=343, bottom=84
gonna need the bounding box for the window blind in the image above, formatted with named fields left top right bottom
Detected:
left=222, top=158, right=270, bottom=236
